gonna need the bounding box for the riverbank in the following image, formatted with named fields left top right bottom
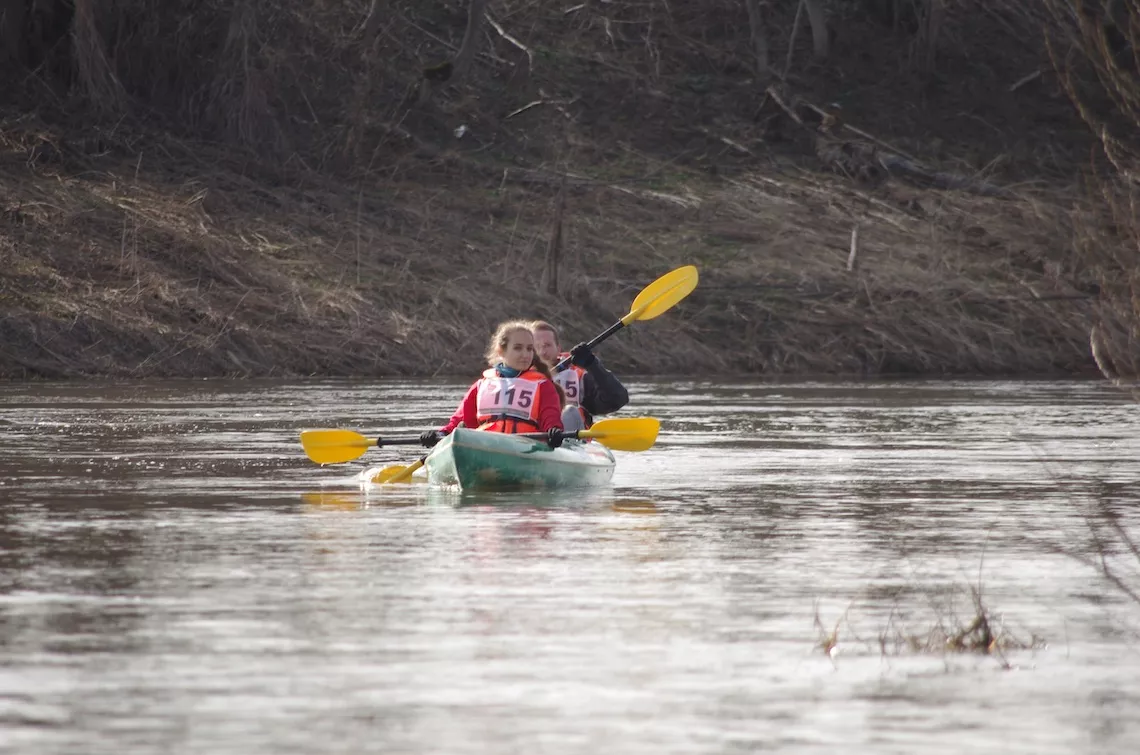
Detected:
left=0, top=2, right=1122, bottom=379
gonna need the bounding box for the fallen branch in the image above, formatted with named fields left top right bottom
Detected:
left=485, top=13, right=533, bottom=68
left=698, top=126, right=752, bottom=156
left=764, top=84, right=805, bottom=126
left=506, top=100, right=545, bottom=119
left=847, top=225, right=859, bottom=271
left=1009, top=69, right=1042, bottom=92
left=798, top=100, right=924, bottom=165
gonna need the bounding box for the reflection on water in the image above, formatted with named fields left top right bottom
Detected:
left=1, top=378, right=1140, bottom=754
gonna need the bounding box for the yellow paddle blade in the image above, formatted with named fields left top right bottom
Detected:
left=364, top=458, right=426, bottom=484
left=384, top=458, right=426, bottom=484
left=578, top=417, right=660, bottom=452
left=368, top=465, right=411, bottom=483
left=300, top=429, right=375, bottom=465
left=622, top=265, right=698, bottom=325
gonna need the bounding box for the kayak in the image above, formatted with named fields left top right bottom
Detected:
left=424, top=427, right=616, bottom=491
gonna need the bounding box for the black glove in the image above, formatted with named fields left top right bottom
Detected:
left=546, top=429, right=565, bottom=448
left=420, top=430, right=443, bottom=448
left=569, top=342, right=596, bottom=369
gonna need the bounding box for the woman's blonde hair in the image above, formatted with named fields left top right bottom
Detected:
left=485, top=320, right=566, bottom=409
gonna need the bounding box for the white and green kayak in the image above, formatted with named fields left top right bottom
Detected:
left=424, top=427, right=616, bottom=491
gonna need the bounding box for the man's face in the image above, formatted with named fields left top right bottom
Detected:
left=533, top=328, right=560, bottom=366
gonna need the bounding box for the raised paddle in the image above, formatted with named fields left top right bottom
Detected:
left=300, top=429, right=424, bottom=465
left=554, top=264, right=698, bottom=371
left=356, top=417, right=662, bottom=483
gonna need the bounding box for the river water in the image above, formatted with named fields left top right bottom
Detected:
left=1, top=378, right=1139, bottom=754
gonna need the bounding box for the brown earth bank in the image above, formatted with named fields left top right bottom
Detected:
left=1, top=0, right=1137, bottom=380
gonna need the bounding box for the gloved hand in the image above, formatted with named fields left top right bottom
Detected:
left=569, top=342, right=596, bottom=369
left=546, top=429, right=565, bottom=448
left=420, top=430, right=443, bottom=448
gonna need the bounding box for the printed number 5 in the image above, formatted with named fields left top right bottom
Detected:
left=518, top=388, right=533, bottom=408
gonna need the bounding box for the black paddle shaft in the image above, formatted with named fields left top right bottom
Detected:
left=520, top=430, right=582, bottom=444
left=552, top=320, right=626, bottom=372
left=375, top=435, right=425, bottom=447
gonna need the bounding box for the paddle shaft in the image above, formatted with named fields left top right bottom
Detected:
left=552, top=320, right=625, bottom=372
left=374, top=436, right=423, bottom=447
left=516, top=415, right=659, bottom=452
left=521, top=429, right=582, bottom=444
left=385, top=457, right=426, bottom=484
left=551, top=265, right=697, bottom=372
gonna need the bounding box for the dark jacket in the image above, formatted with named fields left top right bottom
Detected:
left=578, top=358, right=629, bottom=423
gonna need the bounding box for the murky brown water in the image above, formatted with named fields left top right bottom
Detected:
left=2, top=378, right=1139, bottom=753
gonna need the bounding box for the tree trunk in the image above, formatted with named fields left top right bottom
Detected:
left=803, top=0, right=829, bottom=60
left=744, top=0, right=770, bottom=80
left=71, top=0, right=126, bottom=113
left=919, top=0, right=943, bottom=73
left=783, top=0, right=805, bottom=75
left=361, top=0, right=384, bottom=45
left=452, top=0, right=489, bottom=82
left=542, top=178, right=567, bottom=296
left=419, top=0, right=488, bottom=104
left=212, top=0, right=276, bottom=148
left=0, top=0, right=26, bottom=63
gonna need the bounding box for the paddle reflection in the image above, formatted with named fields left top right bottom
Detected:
left=305, top=485, right=662, bottom=517
left=300, top=490, right=420, bottom=509
left=611, top=498, right=658, bottom=515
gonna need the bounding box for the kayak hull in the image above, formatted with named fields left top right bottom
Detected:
left=425, top=427, right=616, bottom=491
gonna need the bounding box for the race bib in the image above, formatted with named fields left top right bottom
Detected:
left=477, top=377, right=539, bottom=420
left=553, top=369, right=581, bottom=405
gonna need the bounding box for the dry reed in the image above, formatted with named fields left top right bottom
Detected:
left=0, top=1, right=1133, bottom=378
left=813, top=584, right=1044, bottom=669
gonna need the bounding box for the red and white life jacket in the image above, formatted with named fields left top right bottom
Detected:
left=552, top=354, right=590, bottom=427
left=551, top=355, right=585, bottom=407
left=476, top=368, right=549, bottom=433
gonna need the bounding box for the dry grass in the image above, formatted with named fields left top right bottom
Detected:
left=0, top=107, right=1101, bottom=378
left=813, top=585, right=1044, bottom=669
left=0, top=1, right=1133, bottom=377
left=1038, top=0, right=1140, bottom=385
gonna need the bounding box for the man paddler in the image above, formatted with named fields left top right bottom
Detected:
left=530, top=320, right=629, bottom=433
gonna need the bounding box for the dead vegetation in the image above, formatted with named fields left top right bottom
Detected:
left=814, top=584, right=1045, bottom=669
left=1040, top=0, right=1140, bottom=386
left=0, top=1, right=1135, bottom=378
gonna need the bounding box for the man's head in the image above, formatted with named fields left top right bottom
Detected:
left=530, top=320, right=561, bottom=367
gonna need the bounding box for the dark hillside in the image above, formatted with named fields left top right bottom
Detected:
left=0, top=0, right=1136, bottom=378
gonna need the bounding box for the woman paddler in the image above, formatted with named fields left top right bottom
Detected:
left=419, top=320, right=566, bottom=449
